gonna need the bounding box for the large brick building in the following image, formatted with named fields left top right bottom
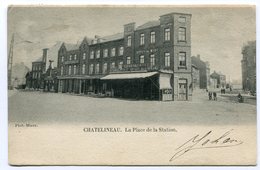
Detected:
left=57, top=12, right=192, bottom=101
left=241, top=41, right=256, bottom=93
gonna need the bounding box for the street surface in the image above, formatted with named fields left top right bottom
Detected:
left=8, top=89, right=256, bottom=165
left=9, top=89, right=256, bottom=125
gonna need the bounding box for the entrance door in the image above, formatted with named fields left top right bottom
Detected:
left=81, top=81, right=85, bottom=94
left=178, top=79, right=187, bottom=101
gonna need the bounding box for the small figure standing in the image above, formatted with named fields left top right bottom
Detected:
left=213, top=92, right=217, bottom=100
left=237, top=93, right=243, bottom=103
left=208, top=92, right=212, bottom=100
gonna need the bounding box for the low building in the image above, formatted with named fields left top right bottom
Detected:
left=57, top=12, right=193, bottom=101
left=210, top=71, right=226, bottom=88
left=43, top=60, right=58, bottom=92
left=11, top=62, right=30, bottom=89
left=191, top=55, right=210, bottom=89
left=241, top=41, right=256, bottom=93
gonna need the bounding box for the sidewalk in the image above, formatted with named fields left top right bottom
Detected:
left=219, top=93, right=256, bottom=105
left=192, top=88, right=256, bottom=105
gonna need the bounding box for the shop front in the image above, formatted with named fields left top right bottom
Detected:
left=101, top=71, right=173, bottom=101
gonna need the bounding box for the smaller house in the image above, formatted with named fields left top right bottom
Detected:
left=210, top=71, right=226, bottom=88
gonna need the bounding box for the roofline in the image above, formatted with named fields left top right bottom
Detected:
left=160, top=12, right=192, bottom=17
left=32, top=61, right=44, bottom=63
left=66, top=49, right=80, bottom=52
left=136, top=24, right=160, bottom=31
left=89, top=37, right=124, bottom=46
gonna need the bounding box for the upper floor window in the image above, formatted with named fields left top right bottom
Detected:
left=119, top=61, right=123, bottom=70
left=179, top=52, right=186, bottom=66
left=103, top=63, right=107, bottom=74
left=119, top=47, right=124, bottom=56
left=61, top=66, right=64, bottom=75
left=69, top=55, right=72, bottom=61
left=68, top=65, right=72, bottom=75
left=140, top=55, right=145, bottom=64
left=178, top=16, right=186, bottom=23
left=89, top=64, right=94, bottom=74
left=150, top=31, right=155, bottom=44
left=126, top=56, right=131, bottom=64
left=73, top=65, right=77, bottom=75
left=74, top=54, right=77, bottom=60
left=178, top=27, right=186, bottom=41
left=111, top=48, right=116, bottom=57
left=95, top=63, right=100, bottom=74
left=96, top=50, right=100, bottom=58
left=90, top=51, right=94, bottom=59
left=82, top=64, right=86, bottom=74
left=103, top=49, right=108, bottom=58
left=164, top=52, right=170, bottom=67
left=150, top=54, right=155, bottom=66
left=61, top=56, right=64, bottom=62
left=140, top=33, right=145, bottom=46
left=127, top=36, right=131, bottom=47
left=111, top=62, right=115, bottom=70
left=83, top=53, right=86, bottom=60
left=164, top=28, right=170, bottom=41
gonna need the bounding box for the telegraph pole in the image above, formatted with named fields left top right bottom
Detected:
left=8, top=34, right=14, bottom=90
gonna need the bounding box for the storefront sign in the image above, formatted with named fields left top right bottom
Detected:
left=162, top=89, right=172, bottom=94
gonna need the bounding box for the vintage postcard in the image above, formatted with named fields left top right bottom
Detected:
left=8, top=5, right=256, bottom=165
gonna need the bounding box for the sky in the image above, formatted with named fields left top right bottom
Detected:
left=8, top=6, right=256, bottom=82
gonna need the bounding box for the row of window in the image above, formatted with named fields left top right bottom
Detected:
left=90, top=46, right=124, bottom=59
left=61, top=54, right=78, bottom=62
left=61, top=47, right=124, bottom=62
left=60, top=52, right=187, bottom=76
left=32, top=65, right=42, bottom=71
left=60, top=27, right=186, bottom=62
left=32, top=72, right=41, bottom=79
left=125, top=52, right=187, bottom=67
left=132, top=27, right=186, bottom=46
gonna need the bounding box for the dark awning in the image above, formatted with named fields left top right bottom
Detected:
left=101, top=72, right=158, bottom=80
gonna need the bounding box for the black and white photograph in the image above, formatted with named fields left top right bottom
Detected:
left=7, top=5, right=256, bottom=165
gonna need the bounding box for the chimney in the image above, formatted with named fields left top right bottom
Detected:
left=42, top=48, right=49, bottom=72
left=42, top=48, right=49, bottom=63
left=197, top=54, right=200, bottom=59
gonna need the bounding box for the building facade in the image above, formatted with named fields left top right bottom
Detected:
left=26, top=48, right=58, bottom=91
left=241, top=41, right=256, bottom=94
left=191, top=55, right=210, bottom=89
left=191, top=64, right=200, bottom=89
left=210, top=71, right=226, bottom=88
left=57, top=12, right=192, bottom=101
left=27, top=48, right=48, bottom=89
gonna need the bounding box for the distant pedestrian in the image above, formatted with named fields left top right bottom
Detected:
left=237, top=93, right=243, bottom=103
left=213, top=92, right=217, bottom=100
left=208, top=92, right=212, bottom=100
